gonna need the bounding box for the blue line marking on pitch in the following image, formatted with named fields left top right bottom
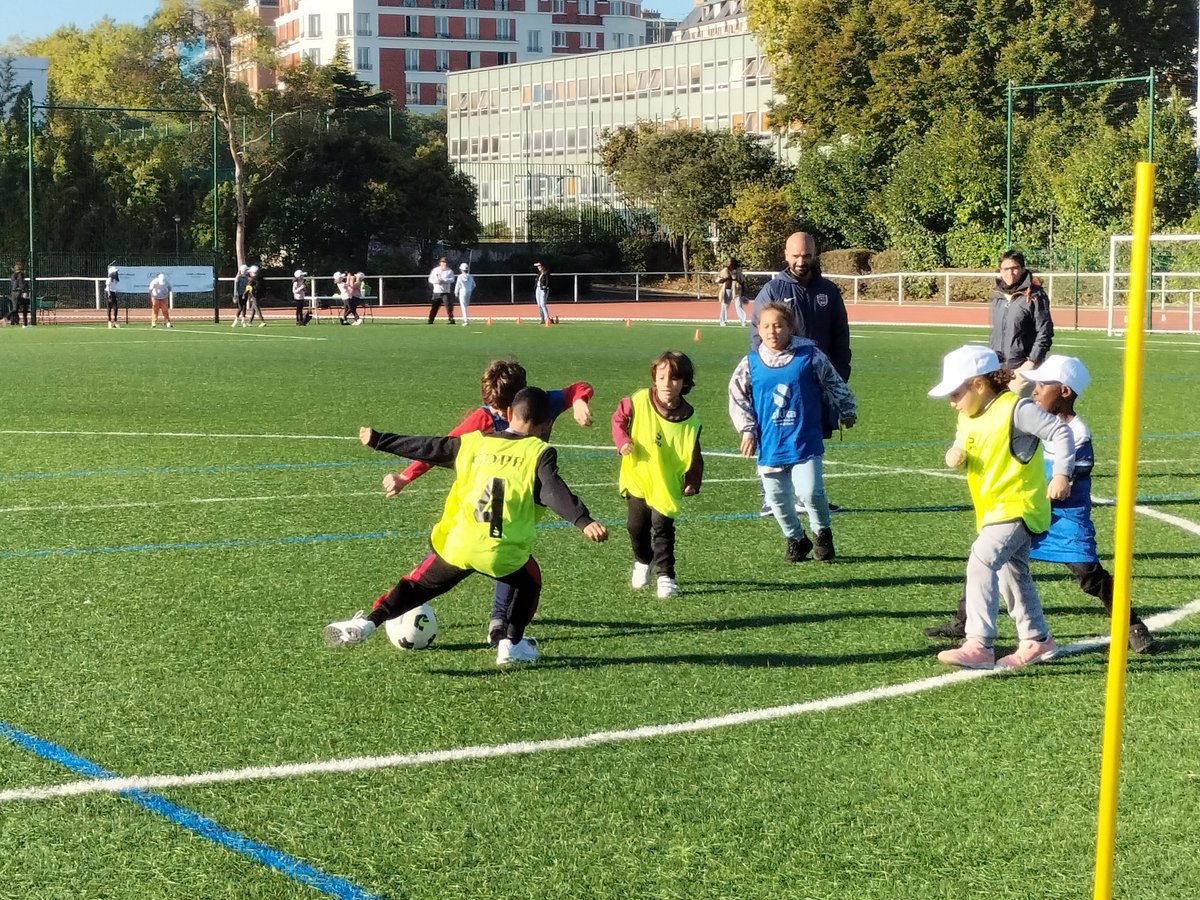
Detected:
left=0, top=721, right=383, bottom=900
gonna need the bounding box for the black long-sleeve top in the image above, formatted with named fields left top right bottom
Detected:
left=365, top=429, right=596, bottom=528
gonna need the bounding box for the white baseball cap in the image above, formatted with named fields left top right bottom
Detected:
left=248, top=265, right=259, bottom=274
left=355, top=271, right=365, bottom=279
left=928, top=345, right=1001, bottom=397
left=239, top=263, right=248, bottom=274
left=333, top=271, right=344, bottom=280
left=1024, top=355, right=1091, bottom=396
left=107, top=265, right=119, bottom=275
left=459, top=263, right=469, bottom=271
left=294, top=269, right=306, bottom=278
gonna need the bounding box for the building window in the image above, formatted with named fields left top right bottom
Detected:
left=580, top=31, right=594, bottom=48
left=496, top=19, right=512, bottom=40
left=356, top=12, right=372, bottom=35
left=307, top=14, right=321, bottom=37
left=303, top=47, right=321, bottom=65
left=436, top=83, right=447, bottom=104
left=465, top=17, right=480, bottom=38
left=496, top=0, right=509, bottom=9
left=552, top=0, right=565, bottom=11
left=406, top=15, right=419, bottom=36
left=405, top=49, right=420, bottom=70
left=336, top=13, right=349, bottom=36
left=612, top=33, right=624, bottom=48
left=497, top=51, right=513, bottom=64
left=433, top=0, right=447, bottom=7
left=356, top=46, right=371, bottom=69
left=406, top=83, right=420, bottom=105
left=552, top=30, right=567, bottom=48
left=578, top=0, right=592, bottom=12
left=436, top=49, right=450, bottom=71
left=527, top=30, right=542, bottom=52
left=434, top=16, right=449, bottom=37
left=464, top=0, right=478, bottom=7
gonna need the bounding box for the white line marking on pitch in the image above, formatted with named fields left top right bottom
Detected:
left=2, top=599, right=1196, bottom=805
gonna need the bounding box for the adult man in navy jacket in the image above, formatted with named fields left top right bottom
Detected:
left=749, top=231, right=852, bottom=432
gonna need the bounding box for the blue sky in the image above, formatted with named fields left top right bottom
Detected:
left=1, top=1, right=160, bottom=45
left=2, top=0, right=696, bottom=46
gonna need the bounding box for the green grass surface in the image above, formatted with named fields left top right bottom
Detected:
left=1, top=320, right=1198, bottom=899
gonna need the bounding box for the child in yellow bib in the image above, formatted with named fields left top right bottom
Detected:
left=928, top=345, right=1075, bottom=670
left=324, top=387, right=608, bottom=666
left=612, top=351, right=703, bottom=599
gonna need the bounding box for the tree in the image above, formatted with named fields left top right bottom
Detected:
left=599, top=123, right=784, bottom=270
left=787, top=133, right=888, bottom=250
left=154, top=0, right=275, bottom=268
left=717, top=183, right=799, bottom=269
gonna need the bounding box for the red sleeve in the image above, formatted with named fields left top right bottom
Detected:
left=611, top=396, right=633, bottom=450
left=561, top=381, right=594, bottom=405
left=399, top=407, right=496, bottom=482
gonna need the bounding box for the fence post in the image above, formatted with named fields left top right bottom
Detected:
left=897, top=273, right=904, bottom=305
left=635, top=272, right=640, bottom=303
left=943, top=273, right=951, bottom=306
left=573, top=273, right=578, bottom=303
left=510, top=274, right=516, bottom=305
left=1190, top=291, right=1195, bottom=334
left=1046, top=273, right=1054, bottom=306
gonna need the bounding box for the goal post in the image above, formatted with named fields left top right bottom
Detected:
left=1106, top=233, right=1200, bottom=335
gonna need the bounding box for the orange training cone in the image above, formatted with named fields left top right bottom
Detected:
left=625, top=318, right=632, bottom=328
left=487, top=317, right=492, bottom=326
left=693, top=328, right=702, bottom=342
left=516, top=316, right=522, bottom=326
left=544, top=317, right=552, bottom=328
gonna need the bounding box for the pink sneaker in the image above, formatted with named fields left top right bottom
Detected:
left=996, top=637, right=1058, bottom=669
left=937, top=639, right=995, bottom=669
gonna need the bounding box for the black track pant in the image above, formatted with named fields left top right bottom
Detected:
left=368, top=552, right=541, bottom=642
left=626, top=494, right=677, bottom=579
left=427, top=293, right=455, bottom=323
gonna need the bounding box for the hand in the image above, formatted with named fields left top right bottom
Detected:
left=617, top=442, right=633, bottom=456
left=382, top=473, right=411, bottom=498
left=945, top=447, right=965, bottom=468
left=358, top=426, right=374, bottom=447
left=740, top=434, right=757, bottom=458
left=1047, top=474, right=1071, bottom=501
left=683, top=484, right=698, bottom=496
left=572, top=398, right=593, bottom=427
left=583, top=521, right=608, bottom=542
left=1019, top=359, right=1037, bottom=371
left=839, top=415, right=857, bottom=429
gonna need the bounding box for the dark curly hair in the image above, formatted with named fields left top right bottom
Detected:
left=480, top=358, right=528, bottom=409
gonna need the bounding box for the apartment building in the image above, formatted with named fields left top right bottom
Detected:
left=448, top=0, right=792, bottom=238
left=249, top=0, right=652, bottom=113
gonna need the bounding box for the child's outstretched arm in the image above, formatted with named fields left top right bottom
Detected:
left=384, top=407, right=498, bottom=495
left=548, top=382, right=595, bottom=428
left=727, top=357, right=758, bottom=457
left=359, top=427, right=461, bottom=497
left=612, top=395, right=634, bottom=455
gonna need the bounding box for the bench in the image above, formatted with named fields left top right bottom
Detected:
left=34, top=296, right=57, bottom=324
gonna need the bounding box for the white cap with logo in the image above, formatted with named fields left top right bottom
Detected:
left=1024, top=355, right=1091, bottom=396
left=294, top=269, right=306, bottom=278
left=928, top=345, right=1001, bottom=397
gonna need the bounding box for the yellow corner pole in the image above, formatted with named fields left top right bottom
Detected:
left=1093, top=160, right=1156, bottom=899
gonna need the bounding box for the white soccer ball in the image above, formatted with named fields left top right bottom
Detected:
left=383, top=604, right=439, bottom=651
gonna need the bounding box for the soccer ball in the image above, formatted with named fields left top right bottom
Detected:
left=383, top=604, right=439, bottom=650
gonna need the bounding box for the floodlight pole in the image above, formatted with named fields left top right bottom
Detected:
left=26, top=96, right=35, bottom=325
left=1005, top=81, right=1013, bottom=249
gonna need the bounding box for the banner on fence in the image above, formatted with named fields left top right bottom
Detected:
left=108, top=266, right=215, bottom=294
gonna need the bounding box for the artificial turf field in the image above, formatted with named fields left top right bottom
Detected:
left=0, top=319, right=1198, bottom=900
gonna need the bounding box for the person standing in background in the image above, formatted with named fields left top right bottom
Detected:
left=105, top=265, right=121, bottom=328
left=988, top=250, right=1053, bottom=398
left=427, top=257, right=457, bottom=324
left=232, top=263, right=249, bottom=327
left=292, top=270, right=311, bottom=325
left=148, top=272, right=173, bottom=328
left=533, top=260, right=552, bottom=325
left=715, top=257, right=746, bottom=326
left=455, top=262, right=476, bottom=326
left=245, top=265, right=266, bottom=327
left=9, top=261, right=30, bottom=328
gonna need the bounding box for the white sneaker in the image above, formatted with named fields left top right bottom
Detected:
left=165, top=322, right=173, bottom=328
left=106, top=321, right=113, bottom=328
left=497, top=637, right=540, bottom=665
left=352, top=318, right=363, bottom=326
left=631, top=561, right=651, bottom=589
left=231, top=321, right=237, bottom=327
left=113, top=323, right=119, bottom=328
left=323, top=610, right=376, bottom=647
left=258, top=322, right=265, bottom=327
left=150, top=322, right=157, bottom=328
left=657, top=576, right=678, bottom=599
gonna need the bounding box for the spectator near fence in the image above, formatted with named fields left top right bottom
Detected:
left=427, top=257, right=457, bottom=324
left=105, top=265, right=121, bottom=328
left=9, top=261, right=30, bottom=328
left=988, top=250, right=1054, bottom=398
left=148, top=272, right=173, bottom=328
left=455, top=262, right=476, bottom=326
left=533, top=260, right=552, bottom=325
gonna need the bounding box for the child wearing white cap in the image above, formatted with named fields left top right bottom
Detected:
left=928, top=344, right=1075, bottom=669
left=245, top=265, right=266, bottom=327
left=233, top=264, right=249, bottom=327
left=924, top=355, right=1156, bottom=652
left=292, top=270, right=310, bottom=325
left=455, top=262, right=476, bottom=326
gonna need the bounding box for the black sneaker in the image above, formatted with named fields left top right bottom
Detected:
left=784, top=535, right=813, bottom=563
left=923, top=618, right=967, bottom=640
left=1128, top=622, right=1157, bottom=654
left=813, top=528, right=835, bottom=562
